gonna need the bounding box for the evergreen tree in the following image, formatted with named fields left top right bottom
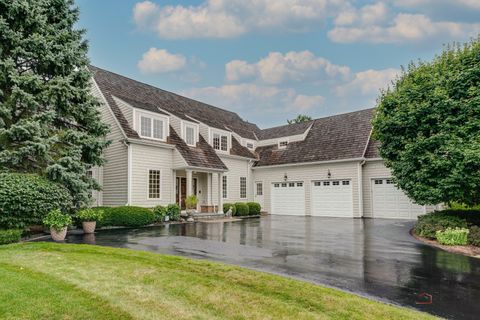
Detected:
left=0, top=0, right=109, bottom=207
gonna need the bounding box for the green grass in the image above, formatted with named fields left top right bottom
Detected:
left=0, top=243, right=436, bottom=320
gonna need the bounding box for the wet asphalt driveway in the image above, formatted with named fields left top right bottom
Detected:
left=64, top=216, right=480, bottom=319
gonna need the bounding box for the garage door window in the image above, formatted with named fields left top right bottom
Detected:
left=375, top=179, right=383, bottom=184
left=297, top=182, right=303, bottom=187
left=342, top=181, right=350, bottom=185
left=386, top=179, right=393, bottom=184
left=274, top=183, right=280, bottom=188
left=333, top=181, right=340, bottom=186
left=323, top=181, right=330, bottom=186
left=281, top=183, right=287, bottom=187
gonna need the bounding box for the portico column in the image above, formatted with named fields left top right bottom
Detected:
left=186, top=169, right=193, bottom=197
left=207, top=173, right=212, bottom=205
left=218, top=172, right=224, bottom=214
left=172, top=170, right=177, bottom=204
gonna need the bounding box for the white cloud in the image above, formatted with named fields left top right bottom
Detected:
left=138, top=48, right=187, bottom=74
left=335, top=68, right=400, bottom=97
left=329, top=13, right=480, bottom=43
left=334, top=2, right=389, bottom=26
left=183, top=84, right=324, bottom=115
left=394, top=0, right=480, bottom=10
left=132, top=0, right=347, bottom=39
left=226, top=51, right=350, bottom=85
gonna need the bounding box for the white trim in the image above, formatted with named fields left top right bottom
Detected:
left=361, top=129, right=373, bottom=158
left=252, top=157, right=365, bottom=170
left=146, top=168, right=162, bottom=200
left=365, top=157, right=383, bottom=162
left=222, top=175, right=228, bottom=199
left=136, top=110, right=169, bottom=142
left=182, top=121, right=199, bottom=146
left=126, top=138, right=175, bottom=149
left=173, top=165, right=228, bottom=173
left=218, top=153, right=256, bottom=161
left=240, top=176, right=247, bottom=199
left=127, top=144, right=132, bottom=205
left=209, top=127, right=231, bottom=153
left=357, top=161, right=364, bottom=218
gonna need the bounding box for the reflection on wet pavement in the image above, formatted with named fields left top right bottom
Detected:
left=62, top=216, right=480, bottom=320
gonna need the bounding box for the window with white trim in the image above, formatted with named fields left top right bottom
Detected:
left=148, top=170, right=161, bottom=199
left=139, top=113, right=167, bottom=141
left=212, top=131, right=229, bottom=151
left=278, top=140, right=288, bottom=148
left=185, top=125, right=196, bottom=146
left=342, top=180, right=350, bottom=186
left=240, top=177, right=247, bottom=199
left=222, top=175, right=227, bottom=199
left=375, top=179, right=383, bottom=185
left=256, top=183, right=263, bottom=196
left=246, top=141, right=254, bottom=149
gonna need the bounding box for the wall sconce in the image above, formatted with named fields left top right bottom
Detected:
left=283, top=173, right=288, bottom=181
left=327, top=169, right=331, bottom=179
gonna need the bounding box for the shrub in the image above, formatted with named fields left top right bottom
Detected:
left=415, top=212, right=468, bottom=239
left=436, top=228, right=469, bottom=246
left=185, top=195, right=198, bottom=210
left=0, top=229, right=23, bottom=245
left=43, top=209, right=72, bottom=232
left=153, top=205, right=167, bottom=222
left=468, top=226, right=480, bottom=247
left=166, top=204, right=180, bottom=221
left=98, top=206, right=155, bottom=228
left=223, top=203, right=236, bottom=215
left=247, top=202, right=261, bottom=215
left=0, top=173, right=72, bottom=229
left=76, top=208, right=103, bottom=222
left=234, top=202, right=249, bottom=216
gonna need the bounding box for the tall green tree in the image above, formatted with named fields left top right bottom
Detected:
left=0, top=0, right=109, bottom=207
left=373, top=37, right=480, bottom=206
left=287, top=114, right=312, bottom=124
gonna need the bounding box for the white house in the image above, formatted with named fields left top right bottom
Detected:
left=89, top=66, right=437, bottom=219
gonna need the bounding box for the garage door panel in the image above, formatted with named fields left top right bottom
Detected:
left=372, top=179, right=423, bottom=219
left=271, top=182, right=305, bottom=216
left=311, top=180, right=353, bottom=217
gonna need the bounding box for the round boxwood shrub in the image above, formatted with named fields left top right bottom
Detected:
left=153, top=205, right=167, bottom=222
left=0, top=173, right=73, bottom=229
left=223, top=203, right=236, bottom=215
left=247, top=202, right=261, bottom=215
left=0, top=229, right=23, bottom=245
left=98, top=206, right=155, bottom=228
left=166, top=204, right=180, bottom=221
left=234, top=202, right=249, bottom=216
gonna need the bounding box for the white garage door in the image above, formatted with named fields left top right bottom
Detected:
left=271, top=182, right=305, bottom=216
left=311, top=180, right=353, bottom=217
left=372, top=178, right=424, bottom=219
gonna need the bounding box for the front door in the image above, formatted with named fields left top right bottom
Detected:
left=254, top=181, right=264, bottom=209
left=176, top=177, right=198, bottom=210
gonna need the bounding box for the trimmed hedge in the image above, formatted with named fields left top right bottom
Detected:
left=97, top=206, right=155, bottom=228
left=223, top=203, right=237, bottom=215
left=0, top=173, right=72, bottom=229
left=234, top=203, right=249, bottom=216
left=469, top=226, right=480, bottom=246
left=414, top=209, right=480, bottom=240
left=0, top=229, right=23, bottom=245
left=247, top=202, right=261, bottom=215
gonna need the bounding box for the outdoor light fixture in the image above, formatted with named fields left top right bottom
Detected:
left=327, top=169, right=331, bottom=179
left=284, top=173, right=288, bottom=181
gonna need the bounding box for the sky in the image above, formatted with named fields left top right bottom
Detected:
left=76, top=0, right=480, bottom=128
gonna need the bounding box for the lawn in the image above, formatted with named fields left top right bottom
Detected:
left=0, top=243, right=435, bottom=320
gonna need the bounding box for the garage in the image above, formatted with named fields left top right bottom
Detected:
left=372, top=178, right=424, bottom=219
left=311, top=180, right=353, bottom=217
left=271, top=182, right=305, bottom=215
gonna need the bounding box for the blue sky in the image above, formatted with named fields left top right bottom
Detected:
left=77, top=0, right=480, bottom=128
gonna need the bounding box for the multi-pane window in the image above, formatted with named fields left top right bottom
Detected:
left=375, top=179, right=383, bottom=185
left=222, top=175, right=227, bottom=199
left=278, top=140, right=288, bottom=148
left=256, top=183, right=263, bottom=196
left=140, top=114, right=165, bottom=140
left=297, top=182, right=303, bottom=187
left=186, top=125, right=195, bottom=146
left=240, top=177, right=247, bottom=199
left=221, top=135, right=228, bottom=151
left=141, top=116, right=151, bottom=137
left=342, top=180, right=350, bottom=186
left=333, top=181, right=340, bottom=186
left=213, top=133, right=220, bottom=150
left=153, top=119, right=163, bottom=139
left=246, top=142, right=254, bottom=149
left=323, top=181, right=330, bottom=186
left=148, top=170, right=161, bottom=199
left=213, top=132, right=228, bottom=151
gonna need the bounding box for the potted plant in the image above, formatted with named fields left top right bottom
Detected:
left=76, top=208, right=103, bottom=234
left=185, top=195, right=198, bottom=216
left=43, top=209, right=72, bottom=241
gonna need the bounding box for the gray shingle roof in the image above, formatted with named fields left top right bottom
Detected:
left=254, top=109, right=375, bottom=167
left=257, top=120, right=314, bottom=140
left=364, top=138, right=381, bottom=158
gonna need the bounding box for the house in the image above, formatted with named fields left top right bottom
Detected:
left=89, top=66, right=437, bottom=219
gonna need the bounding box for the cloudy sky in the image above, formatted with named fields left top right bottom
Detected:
left=77, top=0, right=480, bottom=128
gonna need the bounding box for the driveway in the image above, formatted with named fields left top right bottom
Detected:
left=64, top=216, right=480, bottom=319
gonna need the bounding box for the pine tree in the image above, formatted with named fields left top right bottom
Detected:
left=0, top=0, right=110, bottom=207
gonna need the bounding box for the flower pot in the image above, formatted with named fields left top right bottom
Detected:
left=164, top=215, right=170, bottom=222
left=50, top=227, right=67, bottom=242
left=82, top=221, right=97, bottom=234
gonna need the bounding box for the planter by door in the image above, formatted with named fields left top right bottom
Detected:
left=82, top=221, right=97, bottom=234
left=50, top=227, right=67, bottom=241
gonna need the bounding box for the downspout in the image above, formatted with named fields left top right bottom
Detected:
left=358, top=159, right=366, bottom=218
left=123, top=139, right=132, bottom=206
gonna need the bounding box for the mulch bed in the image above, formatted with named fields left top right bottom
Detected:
left=411, top=229, right=480, bottom=258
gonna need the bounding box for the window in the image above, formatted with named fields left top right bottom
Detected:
left=139, top=113, right=166, bottom=141
left=333, top=181, right=340, bottom=186
left=240, top=177, right=247, bottom=198
left=185, top=125, right=196, bottom=146
left=386, top=179, right=394, bottom=184
left=246, top=142, right=254, bottom=149
left=281, top=183, right=287, bottom=187
left=342, top=180, right=350, bottom=186
left=297, top=182, right=303, bottom=187
left=213, top=133, right=220, bottom=150
left=323, top=181, right=330, bottom=186
left=375, top=179, right=383, bottom=185
left=256, top=183, right=263, bottom=196
left=212, top=131, right=229, bottom=151
left=274, top=183, right=280, bottom=188
left=148, top=170, right=161, bottom=199
left=278, top=140, right=288, bottom=148
left=222, top=176, right=227, bottom=199
left=314, top=181, right=321, bottom=186
left=289, top=182, right=295, bottom=187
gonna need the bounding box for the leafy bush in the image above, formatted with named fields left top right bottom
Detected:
left=247, top=202, right=261, bottom=215
left=468, top=226, right=480, bottom=247
left=436, top=228, right=469, bottom=246
left=185, top=195, right=198, bottom=210
left=448, top=202, right=480, bottom=210
left=415, top=211, right=468, bottom=239
left=223, top=203, right=236, bottom=215
left=153, top=205, right=167, bottom=222
left=76, top=208, right=103, bottom=222
left=98, top=206, right=155, bottom=228
left=43, top=209, right=72, bottom=231
left=0, top=173, right=72, bottom=229
left=0, top=229, right=23, bottom=245
left=166, top=204, right=180, bottom=221
left=234, top=203, right=249, bottom=216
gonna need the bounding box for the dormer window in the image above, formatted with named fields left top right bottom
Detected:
left=184, top=123, right=197, bottom=146
left=137, top=111, right=167, bottom=141
left=213, top=132, right=228, bottom=151
left=245, top=140, right=255, bottom=150
left=278, top=140, right=288, bottom=148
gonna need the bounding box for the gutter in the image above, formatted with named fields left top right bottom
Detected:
left=251, top=157, right=365, bottom=170
left=122, top=139, right=132, bottom=206
left=358, top=159, right=366, bottom=218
